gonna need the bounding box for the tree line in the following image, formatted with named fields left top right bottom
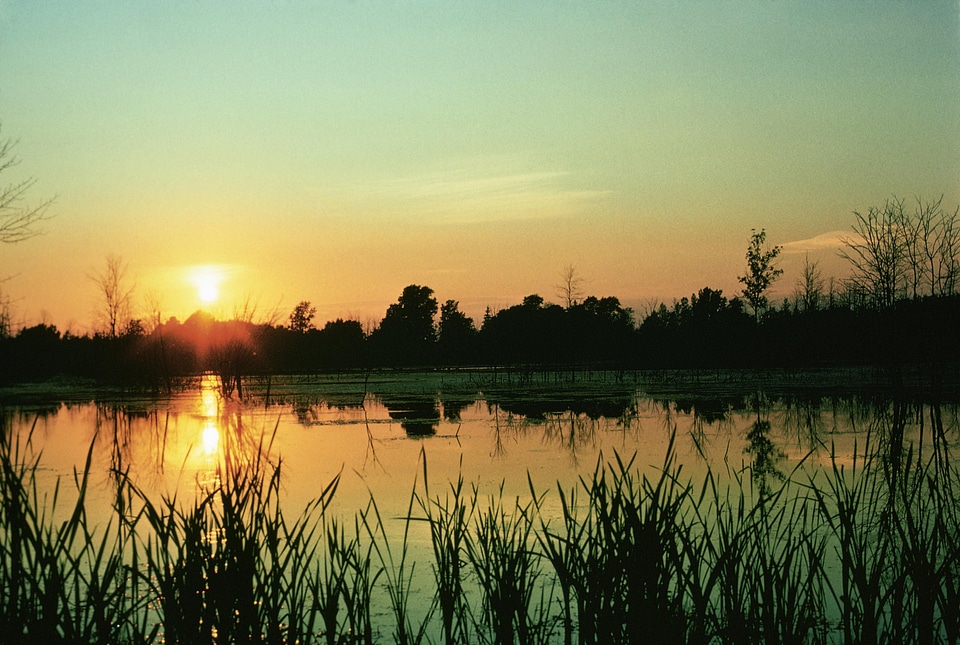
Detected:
left=2, top=195, right=959, bottom=387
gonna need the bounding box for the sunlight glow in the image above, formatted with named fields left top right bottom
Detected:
left=201, top=389, right=218, bottom=419
left=199, top=282, right=218, bottom=303
left=190, top=265, right=226, bottom=306
left=201, top=422, right=220, bottom=456
left=199, top=373, right=220, bottom=417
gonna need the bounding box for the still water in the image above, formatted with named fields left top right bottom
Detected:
left=4, top=369, right=956, bottom=524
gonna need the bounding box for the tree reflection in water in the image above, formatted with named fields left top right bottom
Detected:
left=745, top=416, right=786, bottom=494
left=380, top=394, right=440, bottom=437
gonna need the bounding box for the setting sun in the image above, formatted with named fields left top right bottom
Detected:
left=190, top=265, right=225, bottom=306
left=198, top=280, right=218, bottom=304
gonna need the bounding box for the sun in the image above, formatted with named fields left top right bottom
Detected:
left=190, top=265, right=224, bottom=306
left=198, top=278, right=218, bottom=304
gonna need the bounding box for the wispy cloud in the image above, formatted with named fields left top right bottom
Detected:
left=780, top=230, right=854, bottom=254
left=375, top=170, right=568, bottom=199
left=346, top=167, right=609, bottom=223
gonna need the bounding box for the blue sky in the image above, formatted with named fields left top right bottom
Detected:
left=1, top=1, right=958, bottom=331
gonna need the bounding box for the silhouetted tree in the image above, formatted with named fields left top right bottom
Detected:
left=840, top=198, right=909, bottom=309
left=209, top=337, right=255, bottom=398
left=0, top=288, right=12, bottom=339
left=637, top=287, right=752, bottom=367
left=288, top=300, right=316, bottom=333
left=122, top=319, right=146, bottom=337
left=438, top=299, right=478, bottom=365
left=522, top=294, right=545, bottom=309
left=556, top=264, right=585, bottom=308
left=0, top=127, right=52, bottom=349
left=842, top=196, right=960, bottom=307
left=91, top=254, right=136, bottom=338
left=911, top=195, right=959, bottom=297
left=3, top=323, right=61, bottom=381
left=738, top=228, right=783, bottom=322
left=317, top=318, right=365, bottom=369
left=370, top=285, right=438, bottom=365
left=0, top=125, right=54, bottom=244
left=166, top=313, right=261, bottom=395
left=795, top=254, right=824, bottom=313
left=480, top=294, right=566, bottom=365
left=567, top=295, right=635, bottom=363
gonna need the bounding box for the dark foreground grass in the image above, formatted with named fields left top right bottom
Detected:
left=1, top=409, right=958, bottom=644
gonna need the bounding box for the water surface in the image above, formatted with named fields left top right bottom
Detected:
left=6, top=369, right=956, bottom=523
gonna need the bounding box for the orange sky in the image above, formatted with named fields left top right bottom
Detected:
left=1, top=2, right=958, bottom=333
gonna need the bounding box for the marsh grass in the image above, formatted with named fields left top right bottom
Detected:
left=464, top=483, right=555, bottom=645
left=809, top=422, right=960, bottom=645
left=1, top=404, right=959, bottom=644
left=0, top=419, right=155, bottom=645
left=416, top=456, right=474, bottom=645
left=359, top=487, right=432, bottom=645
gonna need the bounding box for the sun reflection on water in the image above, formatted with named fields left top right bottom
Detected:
left=193, top=373, right=224, bottom=492
left=199, top=374, right=221, bottom=460
left=201, top=421, right=220, bottom=456
left=199, top=374, right=220, bottom=419
left=187, top=372, right=278, bottom=497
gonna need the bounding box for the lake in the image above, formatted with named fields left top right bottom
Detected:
left=6, top=369, right=953, bottom=513
left=1, top=368, right=958, bottom=643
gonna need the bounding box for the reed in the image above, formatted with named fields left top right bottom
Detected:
left=358, top=486, right=432, bottom=645
left=416, top=451, right=475, bottom=645
left=1, top=403, right=959, bottom=644
left=312, top=516, right=349, bottom=643
left=0, top=421, right=154, bottom=645
left=463, top=483, right=557, bottom=645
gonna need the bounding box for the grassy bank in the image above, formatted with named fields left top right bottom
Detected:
left=1, top=407, right=958, bottom=644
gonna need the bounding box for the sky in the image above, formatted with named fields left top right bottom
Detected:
left=1, top=1, right=958, bottom=333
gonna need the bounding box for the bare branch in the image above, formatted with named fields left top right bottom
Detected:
left=90, top=253, right=136, bottom=337
left=839, top=195, right=959, bottom=307
left=0, top=127, right=55, bottom=244
left=794, top=254, right=824, bottom=313
left=556, top=264, right=585, bottom=308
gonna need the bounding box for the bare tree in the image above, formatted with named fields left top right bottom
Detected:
left=556, top=264, right=585, bottom=308
left=1, top=125, right=54, bottom=244
left=910, top=195, right=959, bottom=297
left=91, top=253, right=136, bottom=337
left=143, top=290, right=165, bottom=333
left=840, top=199, right=909, bottom=309
left=261, top=298, right=284, bottom=327
left=233, top=294, right=260, bottom=324
left=636, top=296, right=662, bottom=323
left=794, top=254, right=824, bottom=313
left=233, top=293, right=283, bottom=326
left=900, top=199, right=925, bottom=300
left=839, top=195, right=959, bottom=308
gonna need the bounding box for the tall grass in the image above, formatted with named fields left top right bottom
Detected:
left=809, top=424, right=960, bottom=645
left=416, top=457, right=474, bottom=645
left=0, top=419, right=154, bottom=645
left=1, top=403, right=958, bottom=644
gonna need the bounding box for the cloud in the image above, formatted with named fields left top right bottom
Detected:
left=343, top=167, right=609, bottom=224
left=780, top=230, right=855, bottom=254
left=376, top=170, right=568, bottom=200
